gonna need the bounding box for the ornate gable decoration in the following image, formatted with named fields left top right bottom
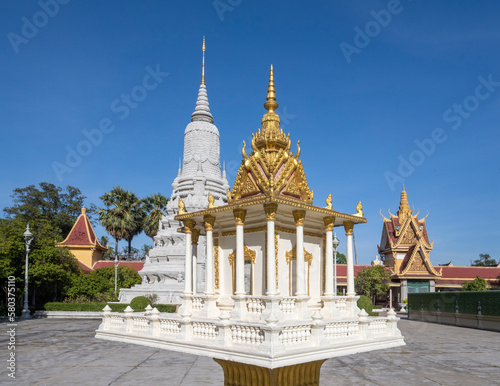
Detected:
left=228, top=66, right=314, bottom=204
left=228, top=245, right=256, bottom=265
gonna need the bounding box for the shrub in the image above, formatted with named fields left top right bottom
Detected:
left=357, top=295, right=374, bottom=315
left=130, top=296, right=152, bottom=311
left=42, top=301, right=176, bottom=313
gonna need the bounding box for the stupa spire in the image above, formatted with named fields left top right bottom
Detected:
left=397, top=184, right=411, bottom=221
left=191, top=37, right=214, bottom=124
left=201, top=36, right=206, bottom=85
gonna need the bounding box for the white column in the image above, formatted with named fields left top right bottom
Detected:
left=264, top=203, right=278, bottom=295
left=204, top=215, right=215, bottom=295
left=293, top=210, right=306, bottom=296
left=323, top=217, right=335, bottom=296
left=183, top=220, right=195, bottom=295
left=344, top=221, right=355, bottom=296
left=191, top=229, right=199, bottom=295
left=234, top=209, right=246, bottom=296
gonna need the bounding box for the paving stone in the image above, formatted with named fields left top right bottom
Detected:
left=1, top=315, right=499, bottom=385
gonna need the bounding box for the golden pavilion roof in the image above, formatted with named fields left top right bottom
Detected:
left=228, top=66, right=314, bottom=204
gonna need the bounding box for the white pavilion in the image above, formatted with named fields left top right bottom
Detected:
left=97, top=65, right=404, bottom=385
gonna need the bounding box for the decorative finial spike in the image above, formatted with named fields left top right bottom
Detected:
left=82, top=206, right=86, bottom=215
left=264, top=64, right=278, bottom=112
left=201, top=37, right=206, bottom=85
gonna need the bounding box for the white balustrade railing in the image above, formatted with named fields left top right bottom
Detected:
left=192, top=322, right=219, bottom=339
left=231, top=325, right=264, bottom=344
left=335, top=297, right=347, bottom=310
left=132, top=317, right=150, bottom=332
left=110, top=315, right=124, bottom=329
left=279, top=325, right=311, bottom=345
left=324, top=321, right=359, bottom=339
left=368, top=319, right=388, bottom=333
left=246, top=298, right=265, bottom=314
left=192, top=297, right=205, bottom=310
left=279, top=298, right=296, bottom=314
left=160, top=319, right=181, bottom=335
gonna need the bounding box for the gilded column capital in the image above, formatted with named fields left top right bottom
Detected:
left=233, top=209, right=247, bottom=226
left=292, top=210, right=306, bottom=226
left=183, top=219, right=195, bottom=234
left=344, top=221, right=354, bottom=236
left=323, top=216, right=335, bottom=232
left=204, top=214, right=216, bottom=231
left=192, top=229, right=200, bottom=245
left=263, top=203, right=278, bottom=221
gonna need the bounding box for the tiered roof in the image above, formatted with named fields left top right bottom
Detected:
left=379, top=186, right=439, bottom=277
left=57, top=207, right=107, bottom=251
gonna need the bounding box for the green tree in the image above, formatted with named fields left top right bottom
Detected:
left=355, top=265, right=391, bottom=302
left=471, top=253, right=498, bottom=267
left=66, top=266, right=141, bottom=301
left=336, top=253, right=346, bottom=264
left=99, top=187, right=144, bottom=255
left=142, top=193, right=168, bottom=241
left=1, top=184, right=92, bottom=310
left=461, top=276, right=488, bottom=291
left=3, top=183, right=96, bottom=236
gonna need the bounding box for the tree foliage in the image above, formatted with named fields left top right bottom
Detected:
left=1, top=184, right=91, bottom=309
left=471, top=253, right=498, bottom=267
left=99, top=186, right=144, bottom=255
left=461, top=276, right=488, bottom=291
left=3, top=183, right=96, bottom=236
left=336, top=253, right=347, bottom=264
left=142, top=193, right=168, bottom=241
left=355, top=265, right=391, bottom=300
left=65, top=266, right=141, bottom=301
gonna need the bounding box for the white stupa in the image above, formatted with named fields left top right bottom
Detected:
left=119, top=38, right=230, bottom=304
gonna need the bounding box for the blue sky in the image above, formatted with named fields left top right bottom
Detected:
left=1, top=0, right=499, bottom=266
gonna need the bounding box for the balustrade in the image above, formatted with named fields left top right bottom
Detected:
left=279, top=325, right=311, bottom=345
left=231, top=325, right=264, bottom=344
left=324, top=321, right=359, bottom=339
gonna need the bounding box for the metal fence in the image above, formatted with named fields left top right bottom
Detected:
left=408, top=291, right=500, bottom=316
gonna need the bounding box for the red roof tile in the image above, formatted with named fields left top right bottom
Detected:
left=439, top=266, right=500, bottom=280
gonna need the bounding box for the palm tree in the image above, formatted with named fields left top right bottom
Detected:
left=142, top=193, right=169, bottom=242
left=99, top=186, right=144, bottom=256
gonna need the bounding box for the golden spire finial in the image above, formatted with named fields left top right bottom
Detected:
left=264, top=64, right=278, bottom=112
left=398, top=184, right=411, bottom=220
left=201, top=36, right=206, bottom=85
left=81, top=206, right=86, bottom=215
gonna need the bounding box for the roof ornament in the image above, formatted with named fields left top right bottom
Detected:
left=251, top=65, right=291, bottom=156
left=208, top=193, right=216, bottom=208
left=379, top=209, right=389, bottom=221
left=325, top=194, right=333, bottom=210
left=178, top=198, right=186, bottom=214
left=355, top=201, right=364, bottom=217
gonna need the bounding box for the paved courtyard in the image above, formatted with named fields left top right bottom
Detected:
left=1, top=315, right=499, bottom=385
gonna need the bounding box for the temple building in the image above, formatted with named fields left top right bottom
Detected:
left=97, top=66, right=404, bottom=385
left=376, top=187, right=500, bottom=308
left=56, top=207, right=108, bottom=270
left=119, top=38, right=230, bottom=303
